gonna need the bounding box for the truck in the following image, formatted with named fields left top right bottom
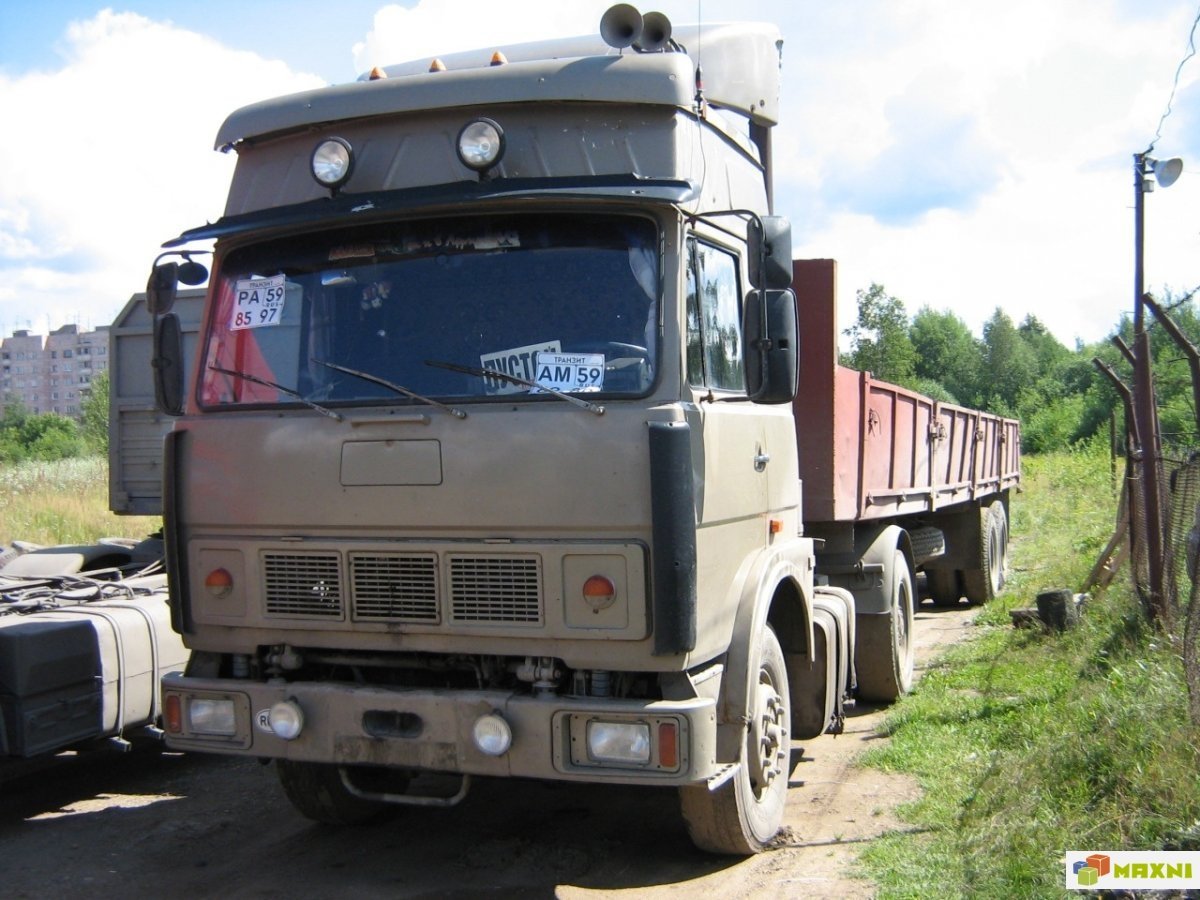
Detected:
left=146, top=6, right=1019, bottom=854
left=0, top=290, right=203, bottom=774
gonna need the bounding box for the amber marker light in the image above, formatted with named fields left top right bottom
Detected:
left=205, top=567, right=233, bottom=598
left=164, top=693, right=182, bottom=734
left=769, top=519, right=784, bottom=535
left=658, top=722, right=679, bottom=769
left=582, top=574, right=617, bottom=611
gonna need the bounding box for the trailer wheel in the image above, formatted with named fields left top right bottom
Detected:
left=962, top=502, right=1008, bottom=605
left=926, top=568, right=962, bottom=606
left=679, top=625, right=791, bottom=855
left=855, top=550, right=915, bottom=702
left=276, top=760, right=395, bottom=826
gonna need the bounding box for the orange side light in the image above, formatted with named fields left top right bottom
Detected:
left=658, top=722, right=678, bottom=769
left=582, top=575, right=617, bottom=612
left=769, top=519, right=784, bottom=535
left=164, top=693, right=182, bottom=734
left=490, top=51, right=508, bottom=66
left=205, top=568, right=233, bottom=598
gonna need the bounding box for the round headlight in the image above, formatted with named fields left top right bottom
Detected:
left=311, top=137, right=354, bottom=190
left=472, top=713, right=512, bottom=756
left=456, top=118, right=505, bottom=172
left=268, top=699, right=305, bottom=741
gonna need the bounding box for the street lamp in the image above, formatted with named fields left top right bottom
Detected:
left=1132, top=151, right=1182, bottom=613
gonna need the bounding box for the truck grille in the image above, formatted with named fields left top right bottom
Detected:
left=449, top=556, right=542, bottom=624
left=262, top=553, right=344, bottom=618
left=350, top=554, right=439, bottom=622
left=260, top=550, right=543, bottom=625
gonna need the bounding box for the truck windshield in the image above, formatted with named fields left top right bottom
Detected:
left=200, top=214, right=659, bottom=409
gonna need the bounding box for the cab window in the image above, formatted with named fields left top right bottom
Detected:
left=685, top=239, right=745, bottom=392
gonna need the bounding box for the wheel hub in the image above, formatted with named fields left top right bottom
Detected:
left=749, top=679, right=786, bottom=791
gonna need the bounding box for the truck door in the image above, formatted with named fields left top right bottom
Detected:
left=683, top=237, right=770, bottom=638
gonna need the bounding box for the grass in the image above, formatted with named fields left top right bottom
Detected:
left=0, top=455, right=160, bottom=548
left=859, top=443, right=1200, bottom=898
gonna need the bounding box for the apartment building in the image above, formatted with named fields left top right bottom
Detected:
left=0, top=324, right=110, bottom=418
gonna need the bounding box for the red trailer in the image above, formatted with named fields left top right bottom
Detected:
left=793, top=259, right=1020, bottom=697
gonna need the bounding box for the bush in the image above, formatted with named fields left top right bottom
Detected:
left=0, top=403, right=87, bottom=464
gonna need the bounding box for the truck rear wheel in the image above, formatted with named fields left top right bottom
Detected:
left=276, top=760, right=394, bottom=826
left=926, top=567, right=962, bottom=606
left=855, top=549, right=915, bottom=702
left=679, top=625, right=791, bottom=855
left=962, top=501, right=1008, bottom=605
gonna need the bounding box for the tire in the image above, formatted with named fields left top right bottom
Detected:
left=926, top=567, right=962, bottom=607
left=679, top=625, right=791, bottom=855
left=854, top=549, right=915, bottom=702
left=962, top=501, right=1008, bottom=605
left=276, top=760, right=393, bottom=826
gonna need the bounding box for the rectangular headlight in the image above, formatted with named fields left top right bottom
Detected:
left=587, top=721, right=651, bottom=765
left=188, top=697, right=238, bottom=736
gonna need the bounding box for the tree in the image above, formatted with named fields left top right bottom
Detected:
left=980, top=309, right=1037, bottom=414
left=910, top=307, right=983, bottom=406
left=80, top=369, right=110, bottom=455
left=842, top=283, right=916, bottom=385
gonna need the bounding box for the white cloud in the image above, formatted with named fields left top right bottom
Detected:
left=352, top=1, right=612, bottom=73
left=775, top=0, right=1200, bottom=345
left=0, top=10, right=323, bottom=335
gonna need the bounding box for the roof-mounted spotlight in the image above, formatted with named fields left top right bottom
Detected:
left=457, top=118, right=505, bottom=177
left=311, top=137, right=354, bottom=193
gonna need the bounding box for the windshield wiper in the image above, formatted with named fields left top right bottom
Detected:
left=311, top=359, right=467, bottom=419
left=209, top=366, right=343, bottom=422
left=424, top=359, right=605, bottom=416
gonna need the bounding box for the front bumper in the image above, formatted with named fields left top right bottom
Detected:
left=162, top=674, right=719, bottom=786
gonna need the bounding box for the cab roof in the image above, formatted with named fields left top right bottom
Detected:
left=214, top=21, right=782, bottom=150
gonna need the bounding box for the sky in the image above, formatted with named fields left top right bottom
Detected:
left=1, top=0, right=1199, bottom=349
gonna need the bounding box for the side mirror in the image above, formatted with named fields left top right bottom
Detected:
left=743, top=288, right=798, bottom=404
left=153, top=313, right=185, bottom=416
left=147, top=262, right=179, bottom=315
left=177, top=259, right=209, bottom=286
left=747, top=216, right=793, bottom=291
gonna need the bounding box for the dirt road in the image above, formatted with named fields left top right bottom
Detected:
left=0, top=602, right=976, bottom=899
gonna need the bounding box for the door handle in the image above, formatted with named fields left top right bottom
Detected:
left=754, top=452, right=771, bottom=472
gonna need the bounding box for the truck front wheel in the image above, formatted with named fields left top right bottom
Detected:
left=276, top=760, right=396, bottom=826
left=854, top=549, right=915, bottom=702
left=962, top=501, right=1008, bottom=605
left=679, top=625, right=791, bottom=855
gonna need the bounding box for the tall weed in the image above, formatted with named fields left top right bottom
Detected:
left=0, top=456, right=159, bottom=547
left=861, top=446, right=1200, bottom=898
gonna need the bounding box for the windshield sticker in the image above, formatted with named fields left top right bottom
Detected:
left=534, top=352, right=605, bottom=394
left=480, top=341, right=561, bottom=395
left=230, top=274, right=286, bottom=331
